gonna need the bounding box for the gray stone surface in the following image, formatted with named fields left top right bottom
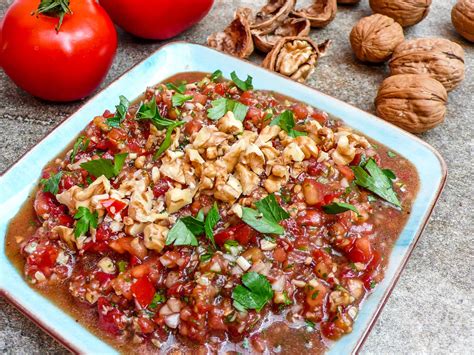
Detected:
left=0, top=0, right=472, bottom=354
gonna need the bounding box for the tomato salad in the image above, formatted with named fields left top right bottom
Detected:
left=6, top=71, right=419, bottom=354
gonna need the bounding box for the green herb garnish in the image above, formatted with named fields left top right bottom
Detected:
left=232, top=272, right=273, bottom=312
left=210, top=69, right=223, bottom=82
left=40, top=171, right=63, bottom=195
left=352, top=159, right=400, bottom=207
left=255, top=194, right=290, bottom=223
left=207, top=98, right=248, bottom=121
left=80, top=153, right=128, bottom=179
left=387, top=151, right=397, bottom=158
left=70, top=136, right=90, bottom=162
left=74, top=206, right=98, bottom=238
left=166, top=82, right=186, bottom=94
left=118, top=260, right=128, bottom=273
left=165, top=220, right=198, bottom=246
left=322, top=202, right=359, bottom=215
left=149, top=292, right=166, bottom=309
left=107, top=95, right=129, bottom=127
left=241, top=193, right=289, bottom=235
left=204, top=203, right=220, bottom=248
left=172, top=93, right=193, bottom=107
left=270, top=110, right=307, bottom=138
left=153, top=120, right=186, bottom=159
left=230, top=71, right=253, bottom=91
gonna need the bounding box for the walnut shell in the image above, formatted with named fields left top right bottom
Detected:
left=292, top=0, right=337, bottom=28
left=452, top=0, right=474, bottom=42
left=369, top=0, right=432, bottom=27
left=250, top=0, right=297, bottom=34
left=338, top=0, right=361, bottom=4
left=350, top=14, right=404, bottom=63
left=375, top=74, right=447, bottom=133
left=253, top=17, right=311, bottom=53
left=389, top=38, right=465, bottom=91
left=207, top=9, right=254, bottom=59
left=262, top=37, right=331, bottom=82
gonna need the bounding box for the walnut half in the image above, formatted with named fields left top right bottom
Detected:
left=375, top=74, right=447, bottom=133
left=250, top=0, right=297, bottom=34
left=262, top=37, right=331, bottom=83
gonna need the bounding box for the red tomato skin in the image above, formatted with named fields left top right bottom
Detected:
left=99, top=0, right=214, bottom=40
left=131, top=276, right=156, bottom=308
left=1, top=0, right=117, bottom=101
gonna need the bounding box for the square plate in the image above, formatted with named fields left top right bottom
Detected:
left=0, top=42, right=446, bottom=354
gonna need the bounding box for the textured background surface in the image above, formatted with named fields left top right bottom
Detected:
left=1, top=0, right=473, bottom=354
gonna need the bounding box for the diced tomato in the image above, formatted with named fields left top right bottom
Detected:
left=100, top=198, right=127, bottom=216
left=34, top=191, right=56, bottom=218
left=346, top=236, right=373, bottom=264
left=193, top=93, right=208, bottom=105
left=338, top=165, right=355, bottom=181
left=307, top=159, right=325, bottom=176
left=311, top=111, right=328, bottom=124
left=131, top=276, right=156, bottom=308
left=27, top=244, right=59, bottom=276
left=152, top=178, right=171, bottom=198
left=239, top=90, right=254, bottom=105
left=245, top=107, right=263, bottom=125
left=296, top=209, right=323, bottom=227
left=102, top=110, right=115, bottom=118
left=138, top=317, right=155, bottom=334
left=95, top=271, right=115, bottom=284
left=273, top=247, right=287, bottom=263
left=306, top=283, right=327, bottom=308
left=59, top=174, right=75, bottom=191
left=215, top=83, right=226, bottom=96
left=130, top=255, right=141, bottom=267
left=302, top=179, right=325, bottom=206
left=57, top=214, right=74, bottom=227
left=323, top=191, right=343, bottom=205
left=292, top=104, right=308, bottom=120
left=320, top=320, right=345, bottom=340
left=97, top=297, right=124, bottom=335
left=184, top=119, right=203, bottom=136
left=214, top=224, right=256, bottom=246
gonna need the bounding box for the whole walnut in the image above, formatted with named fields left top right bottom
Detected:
left=375, top=74, right=447, bottom=133
left=369, top=0, right=432, bottom=27
left=452, top=0, right=474, bottom=42
left=338, top=0, right=360, bottom=4
left=350, top=14, right=404, bottom=63
left=389, top=38, right=465, bottom=91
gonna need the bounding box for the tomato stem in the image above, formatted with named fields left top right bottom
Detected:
left=33, top=0, right=72, bottom=32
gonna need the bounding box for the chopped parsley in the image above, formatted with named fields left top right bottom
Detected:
left=165, top=220, right=198, bottom=246
left=73, top=207, right=98, bottom=238
left=199, top=253, right=213, bottom=262
left=70, top=136, right=89, bottom=162
left=40, top=171, right=63, bottom=195
left=210, top=69, right=223, bottom=82
left=204, top=203, right=220, bottom=248
left=117, top=260, right=128, bottom=273
left=387, top=151, right=397, bottom=158
left=107, top=95, right=129, bottom=127
left=230, top=71, right=253, bottom=91
left=171, top=93, right=193, bottom=107
left=153, top=120, right=186, bottom=159
left=80, top=153, right=128, bottom=179
left=255, top=194, right=290, bottom=223
left=241, top=193, right=289, bottom=235
left=270, top=110, right=307, bottom=138
left=322, top=202, right=359, bottom=215
left=232, top=272, right=273, bottom=312
left=352, top=159, right=400, bottom=207
left=207, top=98, right=248, bottom=121
left=166, top=82, right=186, bottom=94
left=149, top=292, right=166, bottom=309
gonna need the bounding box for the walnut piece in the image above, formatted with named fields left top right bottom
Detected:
left=452, top=0, right=474, bottom=42
left=292, top=0, right=337, bottom=28
left=389, top=38, right=465, bottom=92
left=207, top=9, right=254, bottom=58
left=369, top=0, right=432, bottom=27
left=250, top=0, right=297, bottom=34
left=350, top=14, right=404, bottom=63
left=253, top=17, right=311, bottom=53
left=375, top=74, right=447, bottom=133
left=262, top=37, right=331, bottom=83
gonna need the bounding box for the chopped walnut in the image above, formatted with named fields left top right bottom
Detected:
left=165, top=188, right=195, bottom=213
left=235, top=163, right=260, bottom=195
left=217, top=111, right=244, bottom=134
left=241, top=144, right=265, bottom=175
left=56, top=176, right=111, bottom=213
left=214, top=175, right=243, bottom=203
left=52, top=226, right=77, bottom=249
left=192, top=126, right=229, bottom=150
left=143, top=224, right=168, bottom=252
left=160, top=150, right=186, bottom=184
left=283, top=142, right=305, bottom=162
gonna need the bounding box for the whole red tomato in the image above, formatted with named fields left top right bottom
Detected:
left=99, top=0, right=214, bottom=40
left=1, top=0, right=117, bottom=102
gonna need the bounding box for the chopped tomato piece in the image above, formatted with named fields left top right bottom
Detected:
left=101, top=198, right=127, bottom=216
left=214, top=224, right=256, bottom=246
left=338, top=165, right=355, bottom=181
left=131, top=276, right=156, bottom=308
left=346, top=236, right=373, bottom=264
left=292, top=103, right=308, bottom=120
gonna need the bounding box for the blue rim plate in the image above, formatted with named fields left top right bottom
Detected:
left=0, top=42, right=446, bottom=354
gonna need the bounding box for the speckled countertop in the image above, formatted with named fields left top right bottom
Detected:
left=1, top=0, right=472, bottom=354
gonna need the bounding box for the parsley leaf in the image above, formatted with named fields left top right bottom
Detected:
left=137, top=97, right=180, bottom=130
left=70, top=136, right=89, bottom=162
left=230, top=71, right=253, bottom=91
left=172, top=93, right=193, bottom=107
left=40, top=171, right=63, bottom=195
left=387, top=151, right=397, bottom=158
left=207, top=98, right=248, bottom=121
left=204, top=203, right=220, bottom=248
left=80, top=153, right=128, bottom=179
left=255, top=194, right=290, bottom=223
left=211, top=69, right=223, bottom=82
left=107, top=95, right=129, bottom=127
left=118, top=260, right=128, bottom=273
left=232, top=272, right=273, bottom=312
left=352, top=159, right=400, bottom=207
left=166, top=82, right=186, bottom=94
left=270, top=110, right=307, bottom=138
left=153, top=120, right=185, bottom=159
left=74, top=206, right=98, bottom=238
left=181, top=210, right=205, bottom=236
left=166, top=219, right=198, bottom=246
left=241, top=207, right=284, bottom=235
left=149, top=292, right=166, bottom=309
left=323, top=202, right=359, bottom=215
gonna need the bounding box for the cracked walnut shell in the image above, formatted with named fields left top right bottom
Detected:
left=293, top=0, right=337, bottom=28
left=262, top=37, right=330, bottom=83
left=452, top=0, right=474, bottom=42
left=350, top=14, right=404, bottom=63
left=375, top=74, right=447, bottom=133
left=253, top=17, right=311, bottom=53
left=369, top=0, right=432, bottom=27
left=207, top=9, right=254, bottom=58
left=389, top=38, right=465, bottom=92
left=250, top=0, right=297, bottom=34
